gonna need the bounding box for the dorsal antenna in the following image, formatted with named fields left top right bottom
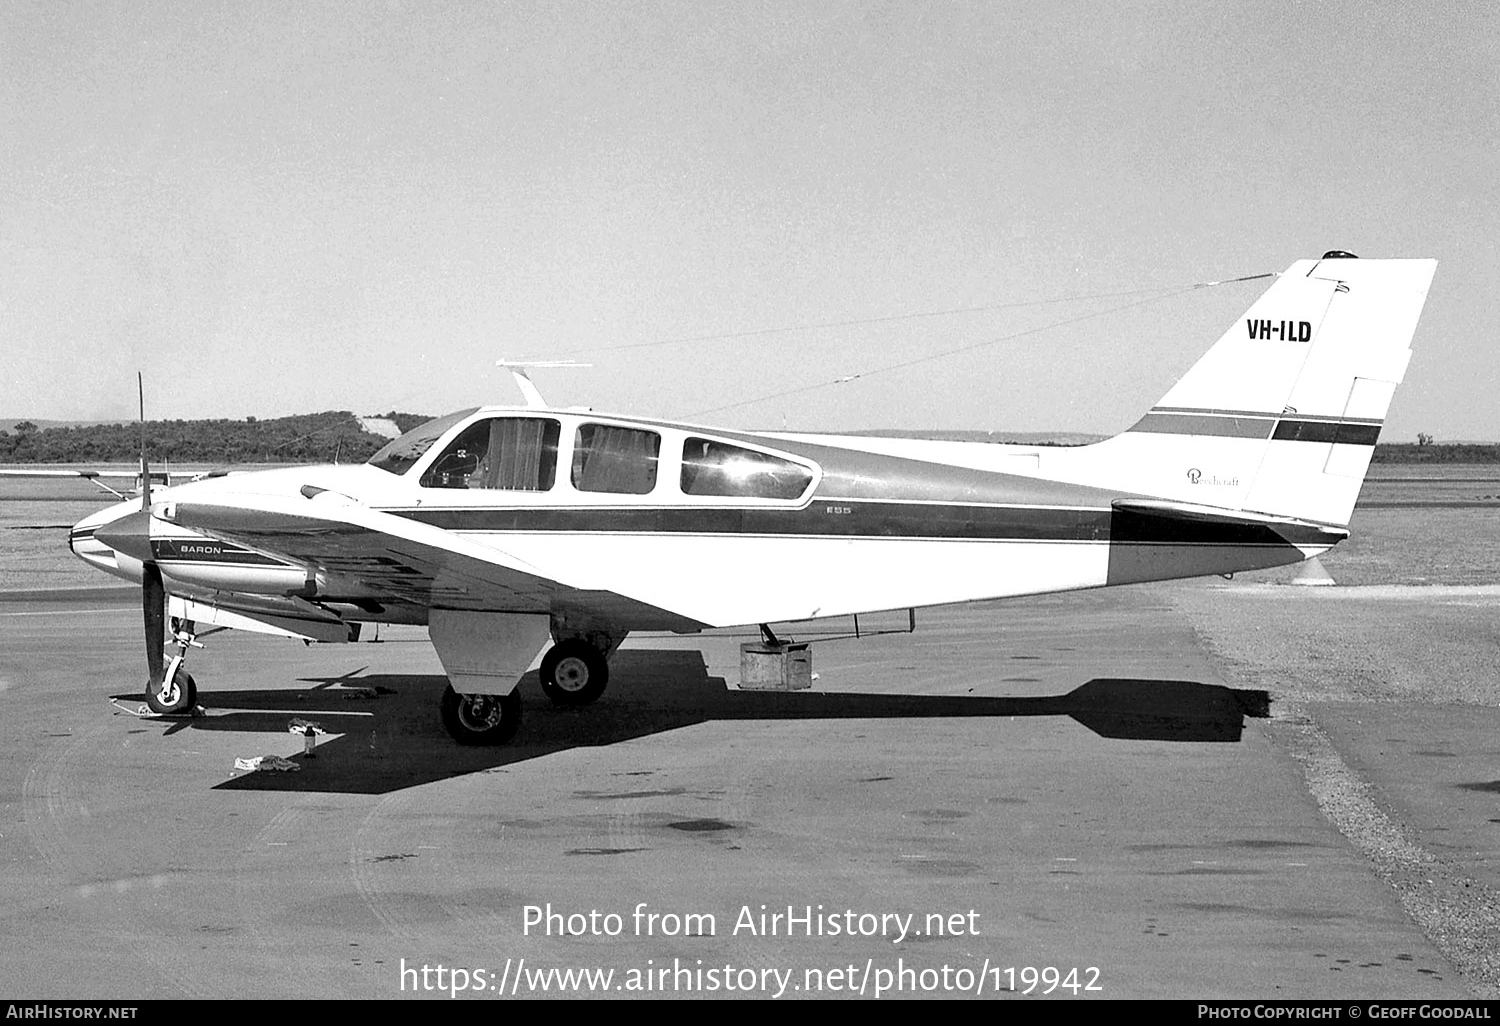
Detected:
left=494, top=359, right=591, bottom=409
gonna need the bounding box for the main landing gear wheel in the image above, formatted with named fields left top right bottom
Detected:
left=144, top=671, right=197, bottom=716
left=540, top=639, right=609, bottom=707
left=441, top=685, right=522, bottom=745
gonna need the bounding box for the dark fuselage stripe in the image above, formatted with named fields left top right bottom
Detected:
left=1129, top=409, right=1381, bottom=444
left=391, top=502, right=1342, bottom=549
left=400, top=503, right=1109, bottom=541
left=1272, top=420, right=1381, bottom=445
left=1128, top=413, right=1275, bottom=438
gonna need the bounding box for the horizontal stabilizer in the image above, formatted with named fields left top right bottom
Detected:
left=1104, top=497, right=1347, bottom=585
left=1111, top=498, right=1348, bottom=539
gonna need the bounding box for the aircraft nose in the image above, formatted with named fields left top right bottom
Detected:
left=93, top=508, right=156, bottom=564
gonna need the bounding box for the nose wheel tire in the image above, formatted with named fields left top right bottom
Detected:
left=540, top=639, right=609, bottom=707
left=144, top=671, right=197, bottom=716
left=440, top=685, right=522, bottom=745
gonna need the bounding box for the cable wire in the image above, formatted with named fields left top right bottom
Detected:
left=546, top=282, right=1206, bottom=360
left=683, top=284, right=1208, bottom=418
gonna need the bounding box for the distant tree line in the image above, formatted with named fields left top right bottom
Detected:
left=1, top=414, right=1495, bottom=465
left=0, top=411, right=433, bottom=465
left=1372, top=442, right=1500, bottom=464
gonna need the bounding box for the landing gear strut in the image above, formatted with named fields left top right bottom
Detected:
left=144, top=618, right=201, bottom=715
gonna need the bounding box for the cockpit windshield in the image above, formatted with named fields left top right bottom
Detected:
left=366, top=409, right=479, bottom=476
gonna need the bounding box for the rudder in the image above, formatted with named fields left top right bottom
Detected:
left=1240, top=256, right=1436, bottom=525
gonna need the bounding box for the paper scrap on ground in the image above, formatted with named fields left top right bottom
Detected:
left=234, top=755, right=301, bottom=772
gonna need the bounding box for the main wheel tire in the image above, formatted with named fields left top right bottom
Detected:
left=144, top=670, right=197, bottom=716
left=539, top=639, right=609, bottom=707
left=440, top=685, right=522, bottom=745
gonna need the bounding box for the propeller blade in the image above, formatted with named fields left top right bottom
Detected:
left=134, top=372, right=165, bottom=689
left=138, top=372, right=151, bottom=510
left=143, top=561, right=165, bottom=686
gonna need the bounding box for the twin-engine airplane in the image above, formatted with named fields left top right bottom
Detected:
left=67, top=253, right=1436, bottom=745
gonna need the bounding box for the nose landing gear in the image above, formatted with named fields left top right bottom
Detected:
left=143, top=618, right=207, bottom=716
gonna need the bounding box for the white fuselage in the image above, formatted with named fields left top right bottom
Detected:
left=71, top=409, right=1336, bottom=634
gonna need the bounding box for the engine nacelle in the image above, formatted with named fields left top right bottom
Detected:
left=160, top=562, right=310, bottom=595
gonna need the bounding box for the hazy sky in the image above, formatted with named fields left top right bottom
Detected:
left=2, top=1, right=1496, bottom=440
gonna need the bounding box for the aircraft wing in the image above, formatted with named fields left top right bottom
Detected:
left=0, top=469, right=120, bottom=478
left=158, top=490, right=708, bottom=632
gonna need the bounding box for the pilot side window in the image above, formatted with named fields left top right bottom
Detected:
left=571, top=424, right=660, bottom=494
left=420, top=418, right=560, bottom=490
left=680, top=438, right=814, bottom=500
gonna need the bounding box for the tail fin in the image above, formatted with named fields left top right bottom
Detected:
left=1071, top=254, right=1436, bottom=526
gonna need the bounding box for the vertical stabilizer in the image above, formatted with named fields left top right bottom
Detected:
left=1052, top=255, right=1436, bottom=527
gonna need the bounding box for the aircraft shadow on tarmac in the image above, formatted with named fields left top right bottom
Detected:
left=112, top=650, right=1271, bottom=795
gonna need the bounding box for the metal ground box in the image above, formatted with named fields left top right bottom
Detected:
left=738, top=642, right=812, bottom=690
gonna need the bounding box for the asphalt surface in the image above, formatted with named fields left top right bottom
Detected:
left=1, top=583, right=1496, bottom=1000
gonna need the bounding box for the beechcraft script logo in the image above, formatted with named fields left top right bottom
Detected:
left=1246, top=318, right=1312, bottom=342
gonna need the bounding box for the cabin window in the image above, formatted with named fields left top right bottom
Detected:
left=572, top=424, right=660, bottom=494
left=420, top=418, right=561, bottom=490
left=680, top=437, right=814, bottom=500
